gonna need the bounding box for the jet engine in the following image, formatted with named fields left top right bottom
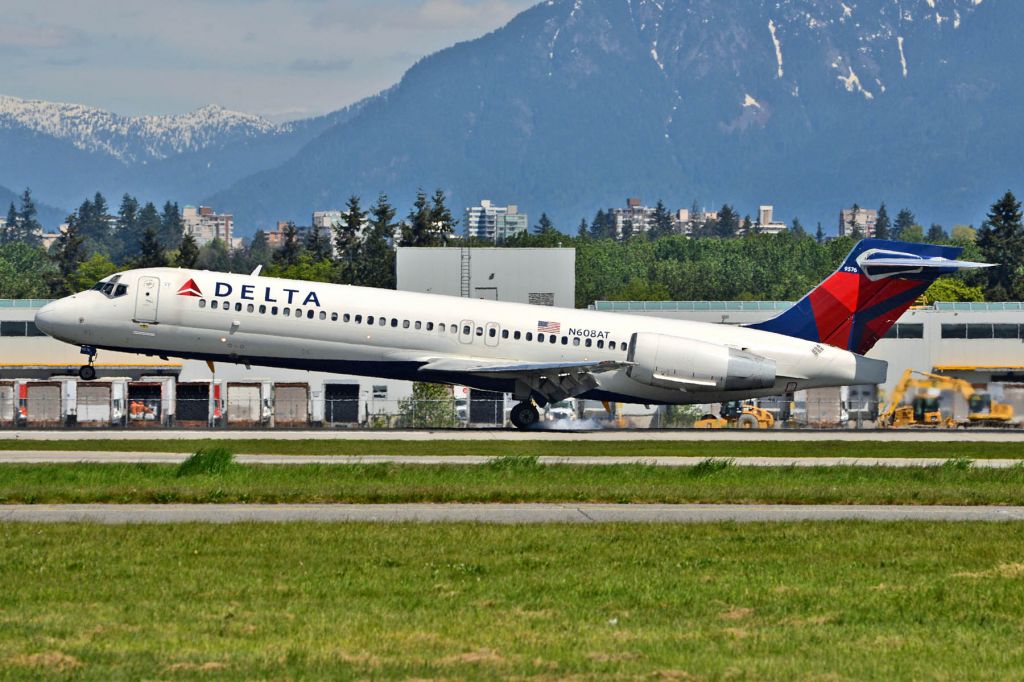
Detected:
left=626, top=332, right=777, bottom=392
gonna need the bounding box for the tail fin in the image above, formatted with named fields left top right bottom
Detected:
left=749, top=239, right=991, bottom=354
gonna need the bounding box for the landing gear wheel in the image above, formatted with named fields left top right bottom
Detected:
left=78, top=365, right=97, bottom=381
left=510, top=402, right=540, bottom=430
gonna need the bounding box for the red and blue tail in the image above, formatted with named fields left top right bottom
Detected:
left=749, top=239, right=990, bottom=354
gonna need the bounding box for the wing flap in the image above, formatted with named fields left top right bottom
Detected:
left=417, top=357, right=630, bottom=377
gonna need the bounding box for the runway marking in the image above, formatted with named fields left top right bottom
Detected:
left=2, top=503, right=1024, bottom=524
left=0, top=451, right=1021, bottom=468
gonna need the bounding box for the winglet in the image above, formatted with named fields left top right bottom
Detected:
left=250, top=265, right=263, bottom=277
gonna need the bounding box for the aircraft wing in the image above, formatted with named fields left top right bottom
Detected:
left=416, top=357, right=631, bottom=377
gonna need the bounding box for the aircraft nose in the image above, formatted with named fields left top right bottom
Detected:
left=34, top=298, right=77, bottom=339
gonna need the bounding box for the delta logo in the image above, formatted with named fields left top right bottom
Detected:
left=177, top=279, right=203, bottom=297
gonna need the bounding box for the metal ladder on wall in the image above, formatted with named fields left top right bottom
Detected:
left=459, top=246, right=471, bottom=298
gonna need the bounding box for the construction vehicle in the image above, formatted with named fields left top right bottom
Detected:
left=878, top=369, right=1016, bottom=428
left=695, top=400, right=775, bottom=429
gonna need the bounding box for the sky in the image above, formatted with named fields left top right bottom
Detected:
left=0, top=0, right=537, bottom=122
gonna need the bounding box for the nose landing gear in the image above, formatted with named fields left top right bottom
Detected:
left=79, top=346, right=97, bottom=381
left=510, top=401, right=540, bottom=430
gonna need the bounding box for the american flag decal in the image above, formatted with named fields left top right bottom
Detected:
left=537, top=320, right=561, bottom=333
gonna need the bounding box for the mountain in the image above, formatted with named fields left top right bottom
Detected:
left=0, top=96, right=364, bottom=219
left=208, top=0, right=1024, bottom=235
left=0, top=184, right=67, bottom=228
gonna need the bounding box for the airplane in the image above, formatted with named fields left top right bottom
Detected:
left=34, top=238, right=989, bottom=429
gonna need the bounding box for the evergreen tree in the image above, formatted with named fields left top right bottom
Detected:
left=51, top=212, right=86, bottom=295
left=976, top=191, right=1024, bottom=300
left=533, top=212, right=557, bottom=235
left=305, top=222, right=334, bottom=262
left=847, top=204, right=863, bottom=240
left=815, top=222, right=825, bottom=243
left=893, top=208, right=916, bottom=240
left=137, top=227, right=167, bottom=268
left=621, top=219, right=635, bottom=241
left=650, top=199, right=673, bottom=239
left=17, top=188, right=41, bottom=246
left=576, top=218, right=589, bottom=239
left=742, top=215, right=755, bottom=235
left=159, top=201, right=183, bottom=251
left=429, top=189, right=457, bottom=245
left=175, top=232, right=199, bottom=268
left=589, top=209, right=613, bottom=239
left=926, top=223, right=948, bottom=243
left=402, top=189, right=431, bottom=247
left=274, top=221, right=302, bottom=267
left=360, top=193, right=398, bottom=289
left=790, top=217, right=806, bottom=237
left=3, top=202, right=18, bottom=244
left=715, top=204, right=739, bottom=238
left=113, top=194, right=139, bottom=263
left=335, top=195, right=366, bottom=283
left=875, top=203, right=891, bottom=240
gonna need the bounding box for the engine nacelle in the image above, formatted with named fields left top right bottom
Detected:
left=626, top=332, right=777, bottom=392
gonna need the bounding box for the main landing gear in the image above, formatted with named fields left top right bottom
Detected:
left=79, top=346, right=97, bottom=381
left=510, top=401, right=540, bottom=430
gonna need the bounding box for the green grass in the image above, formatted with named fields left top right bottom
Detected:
left=5, top=460, right=1024, bottom=505
left=1, top=438, right=1023, bottom=459
left=2, top=522, right=1024, bottom=680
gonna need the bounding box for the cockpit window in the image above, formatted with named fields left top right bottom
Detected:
left=92, top=275, right=127, bottom=299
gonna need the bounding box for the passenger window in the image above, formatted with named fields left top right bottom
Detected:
left=513, top=331, right=521, bottom=340
left=272, top=306, right=278, bottom=315
left=379, top=317, right=386, bottom=326
left=330, top=312, right=337, bottom=321
left=308, top=310, right=316, bottom=319
left=550, top=335, right=557, bottom=344
left=211, top=300, right=219, bottom=310
left=501, top=330, right=508, bottom=339
left=319, top=311, right=327, bottom=320
left=463, top=325, right=471, bottom=335
left=538, top=333, right=545, bottom=342
left=415, top=321, right=421, bottom=330
left=284, top=308, right=291, bottom=317
left=234, top=302, right=242, bottom=312
left=597, top=340, right=604, bottom=349
left=585, top=339, right=592, bottom=347
left=199, top=300, right=207, bottom=309
left=573, top=337, right=580, bottom=346
left=343, top=314, right=351, bottom=322
left=450, top=324, right=457, bottom=334
left=403, top=320, right=410, bottom=329
left=610, top=341, right=617, bottom=350
left=354, top=314, right=362, bottom=323
left=246, top=303, right=254, bottom=313
left=526, top=332, right=533, bottom=341
left=561, top=336, right=567, bottom=345
left=259, top=305, right=266, bottom=314
left=426, top=322, right=434, bottom=331
left=367, top=316, right=374, bottom=325
left=391, top=318, right=398, bottom=328
left=475, top=327, right=483, bottom=336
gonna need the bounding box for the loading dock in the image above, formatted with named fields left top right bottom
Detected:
left=0, top=381, right=14, bottom=427
left=175, top=382, right=211, bottom=427
left=128, top=379, right=171, bottom=427
left=227, top=382, right=269, bottom=427
left=274, top=383, right=310, bottom=427
left=24, top=381, right=64, bottom=427
left=76, top=382, right=113, bottom=427
left=324, top=383, right=359, bottom=425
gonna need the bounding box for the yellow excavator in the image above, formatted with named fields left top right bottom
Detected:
left=878, top=369, right=1016, bottom=428
left=695, top=400, right=775, bottom=429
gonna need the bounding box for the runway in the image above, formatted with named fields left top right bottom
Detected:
left=1, top=450, right=1021, bottom=468
left=3, top=429, right=1023, bottom=442
left=2, top=503, right=1023, bottom=524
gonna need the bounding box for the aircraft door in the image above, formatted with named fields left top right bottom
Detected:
left=459, top=319, right=474, bottom=344
left=484, top=322, right=500, bottom=347
left=134, top=276, right=161, bottom=323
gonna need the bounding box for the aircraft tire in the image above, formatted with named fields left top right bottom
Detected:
left=510, top=402, right=540, bottom=430
left=78, top=365, right=97, bottom=381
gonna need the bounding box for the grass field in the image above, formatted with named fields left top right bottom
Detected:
left=3, top=458, right=1024, bottom=505
left=2, top=522, right=1024, bottom=680
left=1, top=438, right=1022, bottom=459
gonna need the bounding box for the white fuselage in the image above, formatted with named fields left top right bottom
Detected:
left=35, top=268, right=886, bottom=405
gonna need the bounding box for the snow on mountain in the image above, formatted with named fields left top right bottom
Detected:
left=0, top=96, right=286, bottom=164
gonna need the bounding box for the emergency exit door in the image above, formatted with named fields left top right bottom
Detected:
left=134, top=276, right=160, bottom=323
